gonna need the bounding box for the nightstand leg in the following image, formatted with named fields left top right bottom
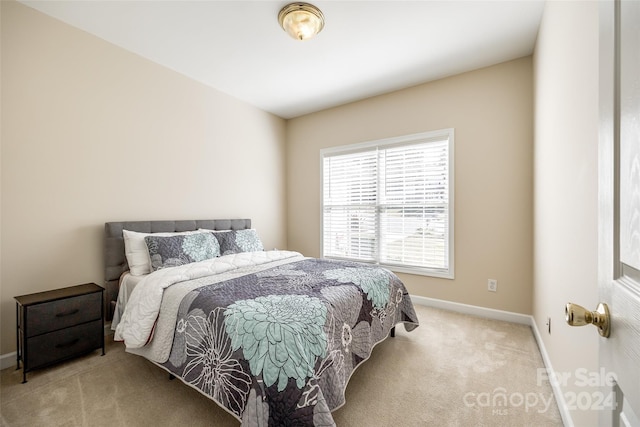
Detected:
left=15, top=302, right=20, bottom=370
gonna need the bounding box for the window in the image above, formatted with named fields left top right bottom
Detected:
left=321, top=129, right=454, bottom=278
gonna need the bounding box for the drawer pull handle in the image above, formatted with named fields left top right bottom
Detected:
left=55, top=309, right=79, bottom=318
left=55, top=339, right=79, bottom=349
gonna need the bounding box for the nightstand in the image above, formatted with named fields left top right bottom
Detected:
left=15, top=283, right=105, bottom=383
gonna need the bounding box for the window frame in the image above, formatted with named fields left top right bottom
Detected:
left=320, top=129, right=455, bottom=279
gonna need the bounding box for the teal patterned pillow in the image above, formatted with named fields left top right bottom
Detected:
left=145, top=233, right=221, bottom=271
left=214, top=229, right=264, bottom=256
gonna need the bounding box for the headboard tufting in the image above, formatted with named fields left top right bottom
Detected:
left=103, top=219, right=251, bottom=320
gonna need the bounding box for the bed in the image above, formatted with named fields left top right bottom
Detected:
left=105, top=219, right=419, bottom=426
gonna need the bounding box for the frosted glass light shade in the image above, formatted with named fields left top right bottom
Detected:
left=278, top=3, right=325, bottom=41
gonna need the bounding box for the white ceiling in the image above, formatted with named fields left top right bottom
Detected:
left=20, top=0, right=545, bottom=119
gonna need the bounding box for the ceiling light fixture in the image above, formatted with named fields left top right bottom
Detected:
left=278, top=2, right=325, bottom=41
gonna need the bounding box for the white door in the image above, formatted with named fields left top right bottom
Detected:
left=599, top=0, right=640, bottom=425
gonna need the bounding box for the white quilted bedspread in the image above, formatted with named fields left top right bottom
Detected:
left=114, top=250, right=304, bottom=350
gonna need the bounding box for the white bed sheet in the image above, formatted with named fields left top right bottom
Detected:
left=111, top=272, right=146, bottom=331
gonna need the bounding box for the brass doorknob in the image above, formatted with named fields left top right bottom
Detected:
left=565, top=302, right=610, bottom=337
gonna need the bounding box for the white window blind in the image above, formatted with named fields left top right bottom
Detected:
left=321, top=130, right=454, bottom=278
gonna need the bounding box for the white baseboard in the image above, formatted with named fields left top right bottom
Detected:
left=409, top=294, right=532, bottom=325
left=410, top=294, right=571, bottom=427
left=530, top=318, right=573, bottom=427
left=0, top=352, right=17, bottom=370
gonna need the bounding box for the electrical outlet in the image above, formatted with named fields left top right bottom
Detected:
left=488, top=279, right=497, bottom=292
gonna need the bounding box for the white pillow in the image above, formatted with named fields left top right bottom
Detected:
left=123, top=229, right=207, bottom=276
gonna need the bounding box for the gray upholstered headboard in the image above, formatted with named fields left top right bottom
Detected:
left=103, top=219, right=251, bottom=320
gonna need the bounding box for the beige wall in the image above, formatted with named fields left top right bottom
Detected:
left=287, top=57, right=534, bottom=315
left=533, top=2, right=599, bottom=426
left=0, top=1, right=287, bottom=355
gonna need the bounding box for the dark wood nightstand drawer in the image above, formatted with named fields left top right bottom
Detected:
left=25, top=292, right=102, bottom=337
left=15, top=283, right=105, bottom=383
left=26, top=319, right=103, bottom=369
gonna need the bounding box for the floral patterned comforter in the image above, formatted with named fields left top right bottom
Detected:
left=161, top=257, right=419, bottom=426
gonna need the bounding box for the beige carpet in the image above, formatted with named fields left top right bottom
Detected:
left=1, top=305, right=563, bottom=426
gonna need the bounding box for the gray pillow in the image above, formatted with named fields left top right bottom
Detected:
left=145, top=233, right=221, bottom=271
left=214, top=229, right=264, bottom=256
